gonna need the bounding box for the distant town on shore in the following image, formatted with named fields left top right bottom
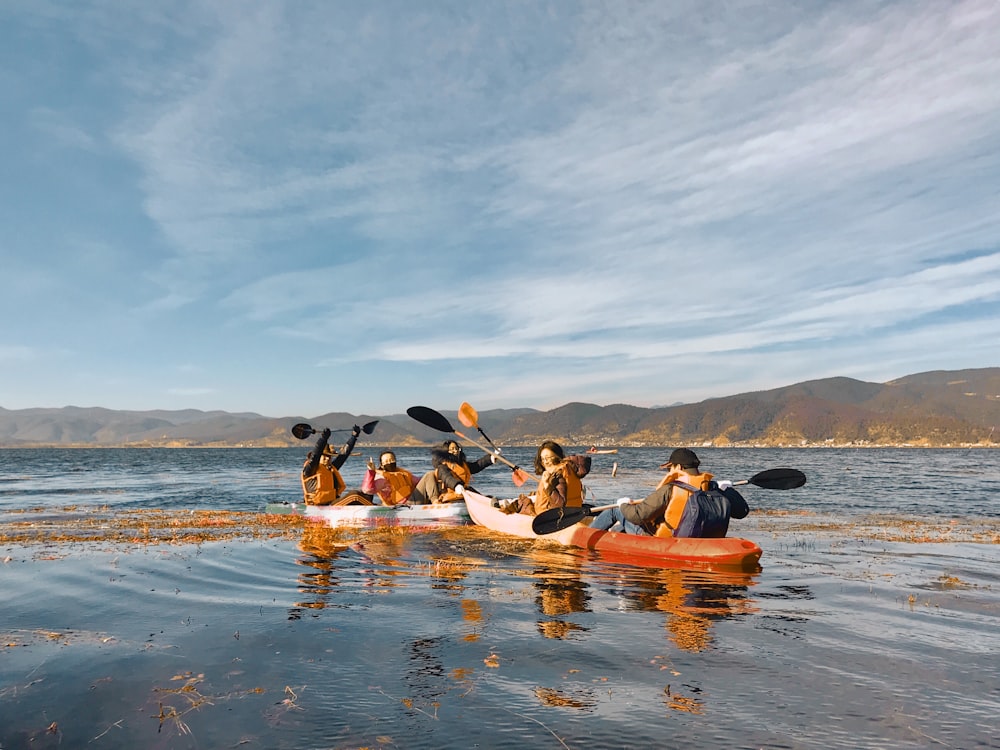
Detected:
left=2, top=368, right=998, bottom=449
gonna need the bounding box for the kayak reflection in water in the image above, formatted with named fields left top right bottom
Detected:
left=528, top=547, right=591, bottom=640
left=289, top=524, right=351, bottom=618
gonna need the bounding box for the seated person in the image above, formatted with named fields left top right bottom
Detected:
left=590, top=448, right=712, bottom=535
left=502, top=440, right=591, bottom=516
left=361, top=450, right=418, bottom=506
left=301, top=426, right=364, bottom=505
left=410, top=440, right=496, bottom=504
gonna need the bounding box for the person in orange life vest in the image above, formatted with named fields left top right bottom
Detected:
left=301, top=425, right=361, bottom=505
left=361, top=450, right=418, bottom=506
left=589, top=448, right=716, bottom=535
left=502, top=441, right=591, bottom=516
left=409, top=439, right=497, bottom=504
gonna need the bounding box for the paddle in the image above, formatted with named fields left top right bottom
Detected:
left=531, top=467, right=807, bottom=535
left=291, top=420, right=379, bottom=440
left=457, top=402, right=503, bottom=453
left=406, top=406, right=534, bottom=486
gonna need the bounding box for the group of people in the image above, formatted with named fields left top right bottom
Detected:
left=301, top=428, right=496, bottom=508
left=300, top=426, right=748, bottom=539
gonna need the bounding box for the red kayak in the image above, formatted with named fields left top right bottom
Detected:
left=463, top=490, right=762, bottom=570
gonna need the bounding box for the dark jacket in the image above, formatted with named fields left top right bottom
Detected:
left=302, top=430, right=359, bottom=478
left=429, top=444, right=492, bottom=490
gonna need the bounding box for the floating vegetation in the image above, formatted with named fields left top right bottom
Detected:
left=0, top=507, right=309, bottom=550
left=534, top=686, right=597, bottom=709
left=748, top=510, right=1000, bottom=544
left=152, top=672, right=267, bottom=737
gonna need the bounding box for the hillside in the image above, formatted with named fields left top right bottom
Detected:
left=1, top=368, right=998, bottom=448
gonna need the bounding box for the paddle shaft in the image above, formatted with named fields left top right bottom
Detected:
left=453, top=428, right=531, bottom=478
left=457, top=402, right=532, bottom=484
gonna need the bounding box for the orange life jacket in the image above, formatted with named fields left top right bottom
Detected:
left=534, top=461, right=584, bottom=515
left=435, top=460, right=471, bottom=504
left=302, top=461, right=347, bottom=505
left=376, top=468, right=416, bottom=506
left=655, top=470, right=714, bottom=537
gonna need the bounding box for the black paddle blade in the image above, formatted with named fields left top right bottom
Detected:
left=361, top=420, right=379, bottom=435
left=747, top=468, right=806, bottom=490
left=291, top=423, right=315, bottom=440
left=406, top=406, right=455, bottom=433
left=532, top=506, right=591, bottom=535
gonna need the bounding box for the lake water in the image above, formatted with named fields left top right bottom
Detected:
left=1, top=446, right=998, bottom=749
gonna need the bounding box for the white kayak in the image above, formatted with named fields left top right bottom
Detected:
left=264, top=500, right=471, bottom=528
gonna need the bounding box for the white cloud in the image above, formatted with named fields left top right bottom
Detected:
left=1, top=0, right=998, bottom=414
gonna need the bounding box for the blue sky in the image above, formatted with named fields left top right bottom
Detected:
left=2, top=1, right=999, bottom=418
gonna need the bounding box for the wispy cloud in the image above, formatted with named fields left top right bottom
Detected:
left=1, top=0, right=998, bottom=414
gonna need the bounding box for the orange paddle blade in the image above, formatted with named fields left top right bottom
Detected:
left=457, top=402, right=478, bottom=428
left=511, top=468, right=533, bottom=486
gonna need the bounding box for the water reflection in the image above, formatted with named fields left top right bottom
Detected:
left=526, top=548, right=592, bottom=640
left=610, top=568, right=759, bottom=652
left=288, top=523, right=351, bottom=618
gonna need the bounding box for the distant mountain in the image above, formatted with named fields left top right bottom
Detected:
left=1, top=368, right=998, bottom=448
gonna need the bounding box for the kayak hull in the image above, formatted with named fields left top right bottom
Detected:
left=464, top=490, right=762, bottom=570
left=265, top=501, right=471, bottom=528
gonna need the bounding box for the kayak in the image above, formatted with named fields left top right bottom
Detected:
left=265, top=500, right=471, bottom=528
left=586, top=448, right=619, bottom=454
left=463, top=490, right=762, bottom=570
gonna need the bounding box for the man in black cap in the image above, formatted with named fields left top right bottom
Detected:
left=590, top=447, right=728, bottom=536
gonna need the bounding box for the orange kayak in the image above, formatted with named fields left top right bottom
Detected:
left=463, top=490, right=762, bottom=570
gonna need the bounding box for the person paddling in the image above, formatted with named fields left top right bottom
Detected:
left=589, top=448, right=746, bottom=537
left=409, top=440, right=497, bottom=504
left=301, top=425, right=362, bottom=505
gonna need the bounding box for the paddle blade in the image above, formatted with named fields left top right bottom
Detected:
left=406, top=406, right=455, bottom=433
left=511, top=467, right=533, bottom=487
left=747, top=468, right=806, bottom=490
left=291, top=423, right=315, bottom=440
left=532, top=506, right=590, bottom=535
left=457, top=402, right=478, bottom=429
left=361, top=420, right=379, bottom=435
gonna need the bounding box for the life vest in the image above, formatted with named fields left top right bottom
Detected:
left=435, top=460, right=471, bottom=504
left=376, top=468, right=416, bottom=506
left=533, top=461, right=584, bottom=515
left=302, top=462, right=347, bottom=505
left=654, top=470, right=714, bottom=537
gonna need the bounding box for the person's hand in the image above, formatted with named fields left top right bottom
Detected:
left=352, top=424, right=361, bottom=436
left=366, top=457, right=376, bottom=471
left=717, top=480, right=733, bottom=491
left=490, top=453, right=498, bottom=464
left=321, top=428, right=331, bottom=439
left=616, top=497, right=632, bottom=507
left=454, top=484, right=465, bottom=496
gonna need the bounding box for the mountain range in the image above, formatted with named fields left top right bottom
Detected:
left=2, top=368, right=998, bottom=448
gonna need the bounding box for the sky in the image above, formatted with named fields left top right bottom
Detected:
left=2, top=1, right=999, bottom=419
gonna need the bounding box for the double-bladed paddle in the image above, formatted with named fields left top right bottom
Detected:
left=530, top=467, right=807, bottom=535
left=457, top=402, right=503, bottom=453
left=291, top=420, right=379, bottom=440
left=406, top=405, right=534, bottom=486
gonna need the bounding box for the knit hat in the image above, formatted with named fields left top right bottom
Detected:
left=658, top=447, right=700, bottom=470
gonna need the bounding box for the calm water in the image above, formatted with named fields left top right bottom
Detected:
left=1, top=447, right=998, bottom=749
